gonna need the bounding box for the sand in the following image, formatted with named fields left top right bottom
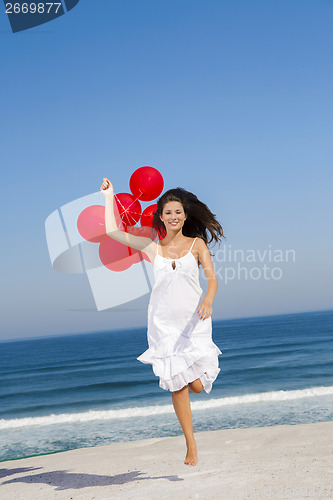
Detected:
left=0, top=421, right=332, bottom=499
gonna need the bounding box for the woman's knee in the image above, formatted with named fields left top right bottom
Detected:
left=189, top=379, right=204, bottom=394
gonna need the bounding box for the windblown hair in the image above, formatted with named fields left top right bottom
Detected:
left=152, top=187, right=225, bottom=249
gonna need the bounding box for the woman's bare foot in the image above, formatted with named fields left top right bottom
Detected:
left=184, top=440, right=198, bottom=465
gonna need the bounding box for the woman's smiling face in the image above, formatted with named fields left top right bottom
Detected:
left=160, top=201, right=187, bottom=230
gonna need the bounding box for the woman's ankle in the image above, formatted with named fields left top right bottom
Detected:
left=186, top=436, right=196, bottom=447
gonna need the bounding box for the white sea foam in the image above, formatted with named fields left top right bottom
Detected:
left=1, top=385, right=332, bottom=430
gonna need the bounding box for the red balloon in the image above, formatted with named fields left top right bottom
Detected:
left=114, top=193, right=142, bottom=227
left=140, top=204, right=157, bottom=227
left=77, top=205, right=106, bottom=243
left=99, top=234, right=141, bottom=272
left=129, top=166, right=164, bottom=202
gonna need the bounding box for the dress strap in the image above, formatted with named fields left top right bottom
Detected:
left=157, top=239, right=159, bottom=255
left=189, top=237, right=198, bottom=252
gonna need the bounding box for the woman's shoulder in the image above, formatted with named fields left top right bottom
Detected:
left=193, top=236, right=206, bottom=247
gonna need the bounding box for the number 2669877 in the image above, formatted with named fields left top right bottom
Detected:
left=5, top=3, right=62, bottom=15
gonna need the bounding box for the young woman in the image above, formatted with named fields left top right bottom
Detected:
left=100, top=178, right=224, bottom=466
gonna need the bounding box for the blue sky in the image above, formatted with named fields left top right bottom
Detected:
left=1, top=0, right=332, bottom=340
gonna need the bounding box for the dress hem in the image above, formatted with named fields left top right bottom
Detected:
left=138, top=348, right=221, bottom=394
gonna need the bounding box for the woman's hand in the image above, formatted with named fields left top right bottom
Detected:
left=197, top=299, right=213, bottom=321
left=100, top=178, right=114, bottom=197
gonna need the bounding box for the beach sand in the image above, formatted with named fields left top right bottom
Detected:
left=1, top=421, right=332, bottom=499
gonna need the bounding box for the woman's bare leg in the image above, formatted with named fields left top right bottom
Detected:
left=188, top=378, right=204, bottom=394
left=172, top=385, right=198, bottom=465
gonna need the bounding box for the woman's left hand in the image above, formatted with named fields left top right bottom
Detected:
left=197, top=299, right=212, bottom=320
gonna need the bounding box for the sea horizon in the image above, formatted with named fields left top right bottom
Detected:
left=1, top=307, right=332, bottom=344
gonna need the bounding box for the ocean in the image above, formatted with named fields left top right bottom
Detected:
left=0, top=310, right=332, bottom=462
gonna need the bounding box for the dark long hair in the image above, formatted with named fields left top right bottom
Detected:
left=152, top=187, right=225, bottom=249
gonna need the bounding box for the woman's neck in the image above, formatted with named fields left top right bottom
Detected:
left=162, top=230, right=186, bottom=245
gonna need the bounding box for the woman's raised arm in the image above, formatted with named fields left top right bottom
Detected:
left=100, top=178, right=156, bottom=261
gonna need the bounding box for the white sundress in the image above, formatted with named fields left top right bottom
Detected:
left=137, top=237, right=222, bottom=393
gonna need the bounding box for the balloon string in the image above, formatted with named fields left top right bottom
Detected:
left=115, top=193, right=142, bottom=211
left=124, top=226, right=132, bottom=256
left=113, top=193, right=143, bottom=221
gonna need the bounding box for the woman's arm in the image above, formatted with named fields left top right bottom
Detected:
left=101, top=178, right=156, bottom=260
left=196, top=238, right=218, bottom=320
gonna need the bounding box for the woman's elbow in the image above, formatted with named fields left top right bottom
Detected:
left=106, top=229, right=121, bottom=241
left=106, top=226, right=119, bottom=236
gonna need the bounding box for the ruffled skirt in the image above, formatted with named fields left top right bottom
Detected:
left=137, top=332, right=222, bottom=393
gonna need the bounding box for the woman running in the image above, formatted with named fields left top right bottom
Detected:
left=100, top=177, right=224, bottom=466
